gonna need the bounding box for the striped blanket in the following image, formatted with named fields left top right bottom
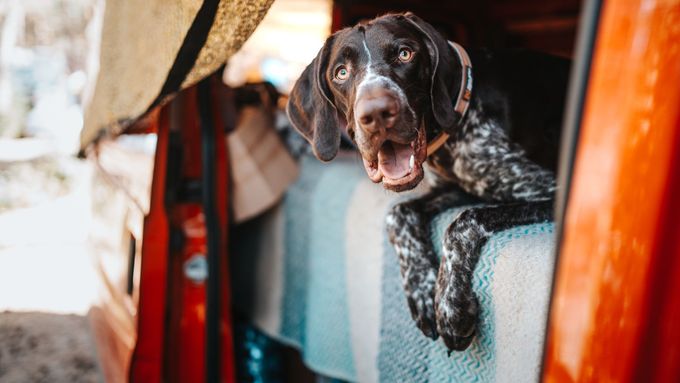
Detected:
left=231, top=153, right=556, bottom=383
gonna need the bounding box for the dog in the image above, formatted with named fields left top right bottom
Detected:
left=286, top=12, right=569, bottom=351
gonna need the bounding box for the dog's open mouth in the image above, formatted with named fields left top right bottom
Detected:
left=362, top=128, right=427, bottom=192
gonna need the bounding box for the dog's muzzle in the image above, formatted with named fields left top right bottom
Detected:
left=360, top=124, right=427, bottom=192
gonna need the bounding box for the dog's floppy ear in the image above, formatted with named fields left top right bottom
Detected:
left=403, top=13, right=459, bottom=132
left=286, top=35, right=344, bottom=162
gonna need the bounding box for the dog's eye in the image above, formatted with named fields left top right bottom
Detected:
left=398, top=48, right=414, bottom=63
left=334, top=65, right=350, bottom=82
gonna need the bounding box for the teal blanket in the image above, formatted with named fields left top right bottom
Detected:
left=232, top=154, right=556, bottom=382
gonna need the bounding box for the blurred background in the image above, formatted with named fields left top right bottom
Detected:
left=0, top=0, right=329, bottom=381
left=0, top=0, right=100, bottom=381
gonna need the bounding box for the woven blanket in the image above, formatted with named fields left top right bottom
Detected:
left=231, top=153, right=556, bottom=383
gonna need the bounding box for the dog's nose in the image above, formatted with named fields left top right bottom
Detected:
left=356, top=91, right=399, bottom=132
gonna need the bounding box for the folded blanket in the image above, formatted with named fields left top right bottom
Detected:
left=232, top=154, right=556, bottom=382
left=81, top=0, right=274, bottom=149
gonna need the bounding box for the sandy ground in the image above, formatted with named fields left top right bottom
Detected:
left=0, top=312, right=100, bottom=382
left=0, top=152, right=104, bottom=382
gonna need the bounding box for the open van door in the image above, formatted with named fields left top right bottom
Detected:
left=545, top=0, right=680, bottom=381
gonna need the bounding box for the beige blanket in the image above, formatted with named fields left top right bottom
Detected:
left=81, top=0, right=274, bottom=149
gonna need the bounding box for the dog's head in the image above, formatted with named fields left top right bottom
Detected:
left=287, top=13, right=462, bottom=192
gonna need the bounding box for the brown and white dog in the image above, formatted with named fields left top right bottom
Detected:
left=287, top=12, right=570, bottom=351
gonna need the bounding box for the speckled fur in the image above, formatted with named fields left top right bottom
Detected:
left=429, top=107, right=556, bottom=202
left=286, top=13, right=569, bottom=352
left=386, top=187, right=475, bottom=340
left=432, top=200, right=553, bottom=350
left=389, top=104, right=557, bottom=350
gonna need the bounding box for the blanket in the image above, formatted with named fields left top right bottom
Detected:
left=81, top=0, right=274, bottom=149
left=231, top=153, right=556, bottom=382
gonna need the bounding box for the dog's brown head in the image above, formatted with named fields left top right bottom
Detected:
left=286, top=13, right=462, bottom=192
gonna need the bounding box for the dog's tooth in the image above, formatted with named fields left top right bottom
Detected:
left=409, top=154, right=415, bottom=170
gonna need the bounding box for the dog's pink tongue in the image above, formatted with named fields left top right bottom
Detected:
left=378, top=141, right=413, bottom=180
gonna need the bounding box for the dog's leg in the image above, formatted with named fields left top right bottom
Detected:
left=435, top=199, right=553, bottom=351
left=386, top=186, right=474, bottom=339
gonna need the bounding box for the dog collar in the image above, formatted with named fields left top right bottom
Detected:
left=426, top=41, right=473, bottom=156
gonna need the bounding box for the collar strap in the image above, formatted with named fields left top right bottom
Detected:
left=426, top=41, right=473, bottom=156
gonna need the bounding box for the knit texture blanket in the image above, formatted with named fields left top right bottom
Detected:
left=232, top=154, right=556, bottom=383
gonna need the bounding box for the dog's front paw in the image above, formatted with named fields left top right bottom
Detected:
left=434, top=272, right=479, bottom=351
left=387, top=202, right=442, bottom=340
left=403, top=271, right=439, bottom=340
